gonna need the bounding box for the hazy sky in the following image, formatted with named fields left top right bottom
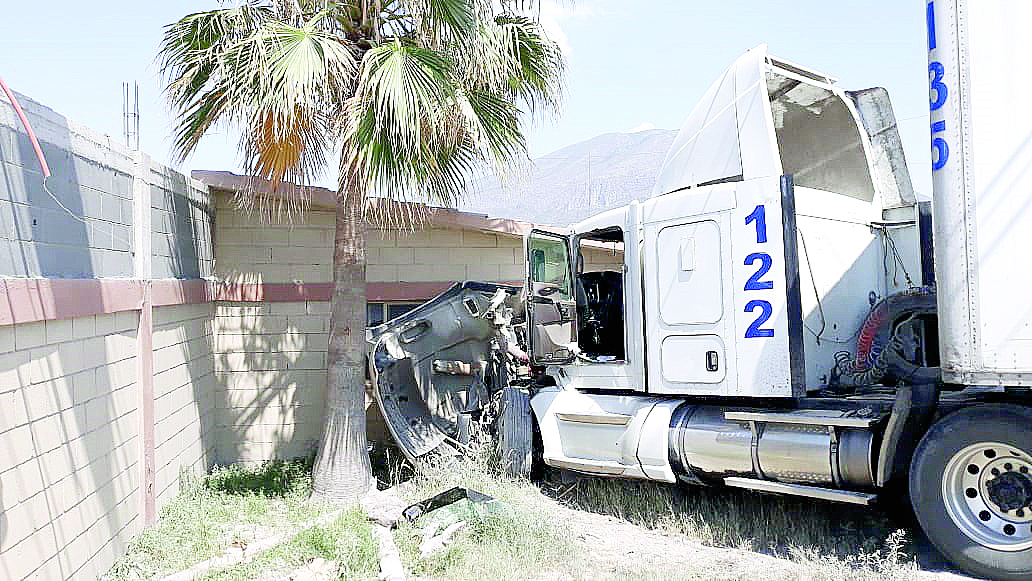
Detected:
left=0, top=1, right=932, bottom=195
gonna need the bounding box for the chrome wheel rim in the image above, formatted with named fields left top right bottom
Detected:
left=942, top=442, right=1032, bottom=551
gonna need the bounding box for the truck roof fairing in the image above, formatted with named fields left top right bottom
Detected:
left=652, top=45, right=916, bottom=208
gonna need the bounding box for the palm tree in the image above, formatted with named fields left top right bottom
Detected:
left=159, top=0, right=563, bottom=502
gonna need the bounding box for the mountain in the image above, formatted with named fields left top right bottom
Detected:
left=459, top=129, right=677, bottom=226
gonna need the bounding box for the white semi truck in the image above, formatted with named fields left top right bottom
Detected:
left=369, top=2, right=1032, bottom=579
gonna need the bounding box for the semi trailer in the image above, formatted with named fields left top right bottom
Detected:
left=368, top=2, right=1032, bottom=579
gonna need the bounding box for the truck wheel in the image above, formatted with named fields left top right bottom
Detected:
left=496, top=387, right=533, bottom=478
left=909, top=404, right=1032, bottom=581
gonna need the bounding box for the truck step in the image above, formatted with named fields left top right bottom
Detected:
left=549, top=458, right=626, bottom=476
left=555, top=412, right=632, bottom=426
left=723, top=477, right=877, bottom=505
left=723, top=410, right=881, bottom=428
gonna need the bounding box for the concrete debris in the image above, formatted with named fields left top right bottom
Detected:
left=289, top=557, right=339, bottom=581
left=418, top=521, right=468, bottom=558
left=361, top=488, right=408, bottom=528
left=373, top=524, right=406, bottom=581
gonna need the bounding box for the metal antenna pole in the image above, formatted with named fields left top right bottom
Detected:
left=123, top=82, right=139, bottom=150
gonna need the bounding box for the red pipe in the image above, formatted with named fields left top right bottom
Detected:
left=0, top=76, right=51, bottom=178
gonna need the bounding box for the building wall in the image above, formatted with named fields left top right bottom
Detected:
left=0, top=91, right=134, bottom=278
left=213, top=300, right=328, bottom=464
left=149, top=165, right=215, bottom=280
left=0, top=312, right=139, bottom=580
left=152, top=303, right=216, bottom=507
left=0, top=90, right=217, bottom=580
left=0, top=304, right=218, bottom=580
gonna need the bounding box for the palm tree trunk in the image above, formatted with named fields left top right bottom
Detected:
left=312, top=185, right=373, bottom=501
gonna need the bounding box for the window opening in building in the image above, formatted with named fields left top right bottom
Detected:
left=367, top=302, right=422, bottom=326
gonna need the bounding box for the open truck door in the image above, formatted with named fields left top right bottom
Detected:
left=526, top=230, right=578, bottom=364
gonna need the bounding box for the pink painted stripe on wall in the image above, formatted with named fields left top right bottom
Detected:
left=0, top=278, right=525, bottom=325
left=0, top=278, right=145, bottom=326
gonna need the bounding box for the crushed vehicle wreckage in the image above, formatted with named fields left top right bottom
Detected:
left=367, top=282, right=538, bottom=475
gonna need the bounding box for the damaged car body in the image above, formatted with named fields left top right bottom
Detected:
left=368, top=282, right=532, bottom=469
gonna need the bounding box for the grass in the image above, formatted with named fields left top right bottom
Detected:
left=103, top=439, right=927, bottom=581
left=390, top=442, right=581, bottom=581
left=102, top=457, right=375, bottom=581
left=551, top=475, right=907, bottom=558
left=384, top=432, right=924, bottom=581
left=195, top=508, right=378, bottom=581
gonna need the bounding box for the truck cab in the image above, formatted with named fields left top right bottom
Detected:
left=527, top=45, right=926, bottom=399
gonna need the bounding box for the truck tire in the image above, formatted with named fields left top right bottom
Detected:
left=909, top=404, right=1032, bottom=581
left=496, top=387, right=533, bottom=478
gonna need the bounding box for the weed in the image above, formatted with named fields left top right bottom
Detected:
left=103, top=457, right=323, bottom=581
left=197, top=508, right=379, bottom=581
left=552, top=475, right=907, bottom=560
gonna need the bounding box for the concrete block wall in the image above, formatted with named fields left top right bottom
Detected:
left=372, top=228, right=524, bottom=283
left=583, top=245, right=624, bottom=272
left=0, top=312, right=141, bottom=580
left=149, top=165, right=214, bottom=280
left=213, top=194, right=334, bottom=284
left=214, top=193, right=526, bottom=285
left=213, top=301, right=329, bottom=464
left=0, top=90, right=213, bottom=280
left=152, top=304, right=216, bottom=507
left=0, top=92, right=135, bottom=278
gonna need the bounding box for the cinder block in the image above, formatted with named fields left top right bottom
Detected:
left=461, top=231, right=498, bottom=247
left=0, top=324, right=13, bottom=354
left=0, top=423, right=35, bottom=471
left=25, top=346, right=63, bottom=385
left=56, top=339, right=87, bottom=375
left=288, top=228, right=328, bottom=247
left=114, top=311, right=138, bottom=333
left=289, top=264, right=331, bottom=282
left=450, top=247, right=515, bottom=265
left=396, top=264, right=465, bottom=282
left=429, top=229, right=462, bottom=245
left=395, top=230, right=432, bottom=247
left=412, top=247, right=451, bottom=265
left=99, top=248, right=132, bottom=277
left=257, top=264, right=292, bottom=282
left=100, top=193, right=123, bottom=224
left=466, top=264, right=500, bottom=281
left=0, top=388, right=28, bottom=429
left=306, top=301, right=331, bottom=316
left=44, top=318, right=73, bottom=344
left=378, top=248, right=414, bottom=265
left=269, top=302, right=308, bottom=316
left=497, top=234, right=522, bottom=248
left=308, top=211, right=334, bottom=227
left=366, top=230, right=396, bottom=247
left=250, top=227, right=290, bottom=246
left=29, top=413, right=63, bottom=455
left=14, top=321, right=46, bottom=350
left=23, top=381, right=60, bottom=419
left=498, top=264, right=525, bottom=281
left=94, top=312, right=118, bottom=335
left=106, top=357, right=137, bottom=389
left=366, top=265, right=396, bottom=282
left=71, top=315, right=96, bottom=340
left=40, top=446, right=74, bottom=486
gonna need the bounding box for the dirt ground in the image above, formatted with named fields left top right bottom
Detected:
left=518, top=500, right=976, bottom=581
